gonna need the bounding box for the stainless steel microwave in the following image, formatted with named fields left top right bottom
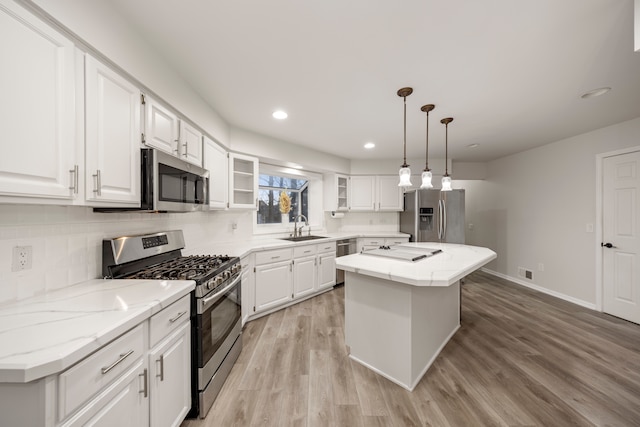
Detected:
left=95, top=148, right=209, bottom=213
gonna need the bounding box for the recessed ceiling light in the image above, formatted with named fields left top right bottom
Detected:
left=467, top=143, right=479, bottom=148
left=272, top=110, right=288, bottom=119
left=364, top=142, right=375, bottom=149
left=581, top=87, right=611, bottom=99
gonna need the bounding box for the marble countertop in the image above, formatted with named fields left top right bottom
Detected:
left=335, top=242, right=496, bottom=287
left=0, top=279, right=194, bottom=383
left=186, top=231, right=410, bottom=258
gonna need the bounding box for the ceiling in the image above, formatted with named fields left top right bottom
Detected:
left=109, top=0, right=640, bottom=163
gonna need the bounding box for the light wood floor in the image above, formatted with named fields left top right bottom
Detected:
left=182, top=271, right=640, bottom=427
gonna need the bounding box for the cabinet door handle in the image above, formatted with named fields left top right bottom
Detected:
left=68, top=165, right=79, bottom=194
left=304, top=250, right=311, bottom=254
left=271, top=256, right=280, bottom=259
left=92, top=170, right=102, bottom=196
left=182, top=141, right=188, bottom=157
left=156, top=354, right=164, bottom=381
left=173, top=139, right=179, bottom=155
left=139, top=368, right=148, bottom=397
left=169, top=311, right=186, bottom=323
left=101, top=349, right=134, bottom=374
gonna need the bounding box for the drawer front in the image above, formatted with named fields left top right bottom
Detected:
left=360, top=237, right=383, bottom=247
left=58, top=324, right=144, bottom=420
left=293, top=244, right=317, bottom=258
left=385, top=237, right=409, bottom=246
left=149, top=294, right=191, bottom=348
left=317, top=241, right=337, bottom=254
left=255, top=248, right=292, bottom=265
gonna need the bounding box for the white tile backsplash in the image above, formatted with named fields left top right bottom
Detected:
left=0, top=205, right=254, bottom=305
left=325, top=211, right=399, bottom=233
left=0, top=204, right=398, bottom=305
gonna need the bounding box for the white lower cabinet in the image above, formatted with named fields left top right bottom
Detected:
left=318, top=251, right=337, bottom=290
left=55, top=295, right=191, bottom=427
left=251, top=242, right=336, bottom=318
left=293, top=245, right=317, bottom=299
left=254, top=258, right=293, bottom=313
left=148, top=322, right=191, bottom=427
left=60, top=359, right=148, bottom=427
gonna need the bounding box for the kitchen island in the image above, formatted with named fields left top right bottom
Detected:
left=335, top=243, right=496, bottom=391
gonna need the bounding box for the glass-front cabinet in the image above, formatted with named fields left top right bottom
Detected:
left=228, top=153, right=258, bottom=209
left=323, top=173, right=349, bottom=211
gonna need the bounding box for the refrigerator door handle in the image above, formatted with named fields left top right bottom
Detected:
left=442, top=199, right=447, bottom=240
left=437, top=200, right=443, bottom=240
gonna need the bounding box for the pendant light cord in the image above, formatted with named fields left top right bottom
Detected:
left=439, top=117, right=453, bottom=176
left=444, top=121, right=448, bottom=176
left=425, top=110, right=430, bottom=171
left=402, top=95, right=408, bottom=167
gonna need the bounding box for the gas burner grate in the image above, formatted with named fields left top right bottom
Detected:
left=121, top=255, right=233, bottom=281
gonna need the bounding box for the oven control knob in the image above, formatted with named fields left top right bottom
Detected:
left=216, top=276, right=223, bottom=285
left=206, top=281, right=212, bottom=290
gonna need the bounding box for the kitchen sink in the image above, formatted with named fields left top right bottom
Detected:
left=280, top=235, right=329, bottom=242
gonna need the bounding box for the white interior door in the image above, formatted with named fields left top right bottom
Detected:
left=602, top=150, right=640, bottom=324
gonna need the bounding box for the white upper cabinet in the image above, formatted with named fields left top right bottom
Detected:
left=323, top=173, right=349, bottom=212
left=143, top=96, right=203, bottom=166
left=84, top=55, right=141, bottom=206
left=376, top=175, right=403, bottom=211
left=228, top=153, right=258, bottom=209
left=0, top=0, right=78, bottom=202
left=349, top=176, right=376, bottom=211
left=346, top=175, right=403, bottom=212
left=179, top=120, right=203, bottom=166
left=142, top=96, right=179, bottom=156
left=203, top=136, right=228, bottom=209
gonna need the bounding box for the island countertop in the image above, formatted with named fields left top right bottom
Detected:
left=335, top=242, right=496, bottom=287
left=0, top=279, right=194, bottom=383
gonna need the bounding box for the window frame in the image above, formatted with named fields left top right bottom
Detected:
left=253, top=164, right=322, bottom=235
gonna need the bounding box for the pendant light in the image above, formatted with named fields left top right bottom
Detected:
left=397, top=87, right=413, bottom=187
left=420, top=104, right=435, bottom=189
left=440, top=117, right=453, bottom=191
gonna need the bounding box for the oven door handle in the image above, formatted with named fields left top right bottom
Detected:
left=199, top=274, right=240, bottom=313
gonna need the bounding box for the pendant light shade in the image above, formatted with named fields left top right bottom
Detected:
left=397, top=87, right=413, bottom=187
left=420, top=104, right=435, bottom=189
left=440, top=117, right=453, bottom=192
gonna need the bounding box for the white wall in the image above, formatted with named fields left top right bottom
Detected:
left=468, top=117, right=640, bottom=307
left=230, top=127, right=350, bottom=173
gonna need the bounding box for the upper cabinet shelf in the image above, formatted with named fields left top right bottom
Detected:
left=229, top=153, right=258, bottom=209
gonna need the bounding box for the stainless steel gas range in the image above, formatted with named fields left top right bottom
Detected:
left=102, top=230, right=242, bottom=419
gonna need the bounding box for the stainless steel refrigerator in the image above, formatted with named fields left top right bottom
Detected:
left=399, top=189, right=465, bottom=243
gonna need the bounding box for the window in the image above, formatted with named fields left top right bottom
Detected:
left=258, top=173, right=308, bottom=224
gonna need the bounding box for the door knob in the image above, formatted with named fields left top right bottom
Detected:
left=601, top=242, right=616, bottom=248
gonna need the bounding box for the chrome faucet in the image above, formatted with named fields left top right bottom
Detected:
left=293, top=214, right=308, bottom=237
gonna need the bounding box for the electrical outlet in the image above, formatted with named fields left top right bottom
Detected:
left=11, top=245, right=33, bottom=272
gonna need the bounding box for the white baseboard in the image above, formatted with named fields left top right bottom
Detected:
left=480, top=268, right=597, bottom=311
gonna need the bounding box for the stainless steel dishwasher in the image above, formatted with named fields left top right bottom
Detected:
left=336, top=238, right=357, bottom=284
